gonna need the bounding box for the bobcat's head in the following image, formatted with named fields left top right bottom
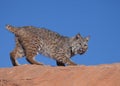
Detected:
left=70, top=33, right=90, bottom=55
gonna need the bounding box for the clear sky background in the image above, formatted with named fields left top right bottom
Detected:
left=0, top=0, right=120, bottom=67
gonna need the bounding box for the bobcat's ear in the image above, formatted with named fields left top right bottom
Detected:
left=75, top=33, right=82, bottom=39
left=84, top=35, right=90, bottom=42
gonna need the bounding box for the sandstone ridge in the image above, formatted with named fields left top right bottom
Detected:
left=0, top=63, right=120, bottom=86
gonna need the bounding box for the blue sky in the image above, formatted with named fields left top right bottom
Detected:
left=0, top=0, right=120, bottom=67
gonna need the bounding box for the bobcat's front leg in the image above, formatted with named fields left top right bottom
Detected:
left=56, top=57, right=77, bottom=66
left=56, top=61, right=65, bottom=66
left=66, top=58, right=77, bottom=66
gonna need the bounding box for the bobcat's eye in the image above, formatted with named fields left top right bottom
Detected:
left=79, top=43, right=82, bottom=45
left=80, top=48, right=83, bottom=51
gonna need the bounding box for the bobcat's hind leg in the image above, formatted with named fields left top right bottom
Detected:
left=10, top=51, right=19, bottom=66
left=26, top=56, right=43, bottom=65
left=26, top=51, right=43, bottom=65
left=10, top=37, right=25, bottom=66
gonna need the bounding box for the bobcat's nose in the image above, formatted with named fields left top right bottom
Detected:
left=79, top=47, right=87, bottom=55
left=84, top=43, right=88, bottom=47
left=79, top=48, right=84, bottom=54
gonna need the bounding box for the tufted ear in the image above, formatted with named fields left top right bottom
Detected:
left=84, top=35, right=90, bottom=42
left=75, top=33, right=82, bottom=39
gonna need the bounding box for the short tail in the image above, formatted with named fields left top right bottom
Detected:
left=6, top=24, right=18, bottom=33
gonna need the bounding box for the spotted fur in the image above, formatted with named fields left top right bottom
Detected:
left=6, top=25, right=90, bottom=66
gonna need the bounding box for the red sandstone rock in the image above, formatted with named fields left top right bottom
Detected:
left=0, top=63, right=120, bottom=86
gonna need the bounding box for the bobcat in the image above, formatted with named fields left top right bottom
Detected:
left=6, top=25, right=90, bottom=66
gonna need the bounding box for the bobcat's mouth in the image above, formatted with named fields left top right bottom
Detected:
left=79, top=48, right=86, bottom=55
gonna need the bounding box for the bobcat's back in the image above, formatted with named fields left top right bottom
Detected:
left=6, top=25, right=70, bottom=58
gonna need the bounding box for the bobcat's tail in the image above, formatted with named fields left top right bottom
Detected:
left=6, top=24, right=18, bottom=33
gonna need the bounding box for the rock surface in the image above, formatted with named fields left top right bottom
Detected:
left=0, top=63, right=120, bottom=86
